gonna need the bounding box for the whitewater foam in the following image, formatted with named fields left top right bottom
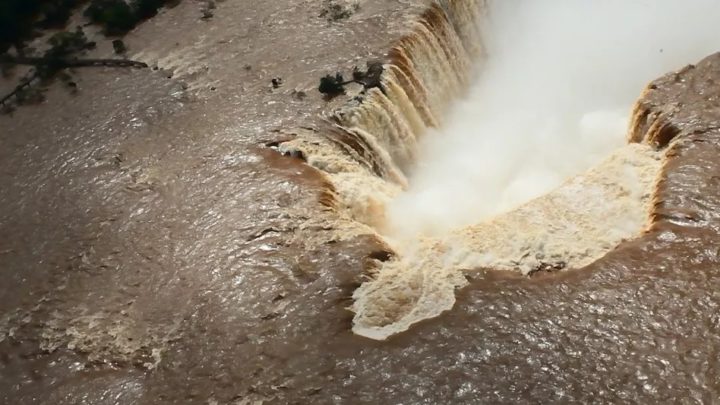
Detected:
left=279, top=0, right=720, bottom=340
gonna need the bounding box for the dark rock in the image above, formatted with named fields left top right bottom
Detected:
left=291, top=89, right=307, bottom=100
left=527, top=261, right=566, bottom=277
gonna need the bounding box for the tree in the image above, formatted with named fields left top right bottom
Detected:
left=319, top=73, right=347, bottom=97
left=84, top=0, right=138, bottom=35
left=317, top=62, right=385, bottom=99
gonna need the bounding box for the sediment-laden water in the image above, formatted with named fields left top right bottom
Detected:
left=283, top=0, right=720, bottom=340
left=3, top=0, right=720, bottom=403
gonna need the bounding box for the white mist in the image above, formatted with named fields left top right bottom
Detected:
left=384, top=0, right=720, bottom=239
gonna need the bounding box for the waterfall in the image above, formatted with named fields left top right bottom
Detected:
left=278, top=0, right=678, bottom=340
left=280, top=0, right=485, bottom=227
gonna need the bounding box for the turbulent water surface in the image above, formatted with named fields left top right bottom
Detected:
left=3, top=0, right=720, bottom=404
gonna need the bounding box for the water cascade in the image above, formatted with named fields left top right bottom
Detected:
left=279, top=0, right=720, bottom=340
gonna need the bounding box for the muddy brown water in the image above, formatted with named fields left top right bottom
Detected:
left=2, top=1, right=720, bottom=404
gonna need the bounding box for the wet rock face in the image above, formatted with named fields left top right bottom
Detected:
left=630, top=52, right=720, bottom=149
left=630, top=52, right=720, bottom=232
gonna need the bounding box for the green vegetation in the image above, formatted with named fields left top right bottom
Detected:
left=0, top=0, right=178, bottom=112
left=39, top=29, right=96, bottom=76
left=0, top=0, right=179, bottom=54
left=0, top=29, right=94, bottom=110
left=83, top=0, right=175, bottom=35
left=132, top=0, right=167, bottom=19
left=38, top=0, right=82, bottom=27
left=318, top=63, right=385, bottom=99
left=83, top=0, right=136, bottom=35
left=319, top=73, right=348, bottom=97
left=0, top=0, right=83, bottom=53
left=319, top=0, right=359, bottom=22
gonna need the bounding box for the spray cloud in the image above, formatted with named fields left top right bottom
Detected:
left=385, top=0, right=720, bottom=239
